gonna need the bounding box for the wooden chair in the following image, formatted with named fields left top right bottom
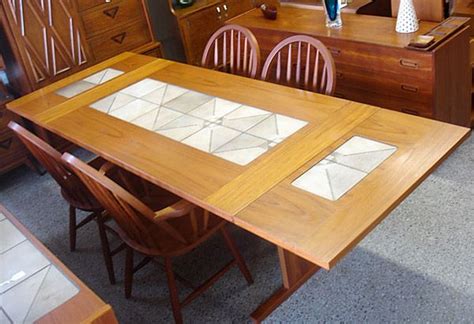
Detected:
left=62, top=152, right=254, bottom=324
left=201, top=24, right=261, bottom=78
left=261, top=35, right=336, bottom=96
left=7, top=121, right=124, bottom=285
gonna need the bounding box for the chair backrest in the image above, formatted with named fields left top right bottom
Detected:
left=61, top=153, right=192, bottom=253
left=261, top=35, right=336, bottom=96
left=8, top=121, right=97, bottom=207
left=391, top=0, right=445, bottom=22
left=201, top=24, right=261, bottom=79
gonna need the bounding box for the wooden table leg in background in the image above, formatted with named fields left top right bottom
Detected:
left=251, top=247, right=320, bottom=323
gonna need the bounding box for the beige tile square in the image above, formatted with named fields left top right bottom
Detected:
left=0, top=219, right=26, bottom=254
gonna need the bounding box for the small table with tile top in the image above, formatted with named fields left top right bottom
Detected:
left=6, top=53, right=471, bottom=322
left=0, top=204, right=117, bottom=324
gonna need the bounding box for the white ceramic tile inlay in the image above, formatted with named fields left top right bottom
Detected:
left=292, top=136, right=397, bottom=201
left=89, top=79, right=308, bottom=165
left=56, top=68, right=124, bottom=98
left=0, top=218, right=79, bottom=322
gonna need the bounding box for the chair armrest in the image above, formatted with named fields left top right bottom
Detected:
left=153, top=200, right=195, bottom=221
left=98, top=161, right=116, bottom=175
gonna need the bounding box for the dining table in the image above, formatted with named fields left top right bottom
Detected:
left=6, top=52, right=471, bottom=322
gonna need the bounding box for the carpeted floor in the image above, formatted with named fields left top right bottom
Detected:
left=1, top=134, right=473, bottom=323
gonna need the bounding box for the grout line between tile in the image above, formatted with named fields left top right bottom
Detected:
left=0, top=262, right=51, bottom=295
left=0, top=236, right=28, bottom=255
left=23, top=265, right=52, bottom=323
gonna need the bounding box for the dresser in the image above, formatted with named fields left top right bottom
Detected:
left=228, top=7, right=472, bottom=127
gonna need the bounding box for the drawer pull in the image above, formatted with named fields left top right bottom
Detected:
left=0, top=138, right=13, bottom=150
left=103, top=6, right=119, bottom=19
left=399, top=59, right=419, bottom=69
left=111, top=32, right=126, bottom=44
left=401, top=108, right=420, bottom=116
left=336, top=72, right=344, bottom=79
left=401, top=84, right=418, bottom=93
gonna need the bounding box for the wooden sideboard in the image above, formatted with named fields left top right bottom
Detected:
left=280, top=0, right=373, bottom=13
left=228, top=7, right=472, bottom=127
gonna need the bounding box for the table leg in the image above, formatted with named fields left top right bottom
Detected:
left=251, top=247, right=320, bottom=323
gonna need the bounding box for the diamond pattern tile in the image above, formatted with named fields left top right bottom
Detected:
left=89, top=79, right=308, bottom=165
left=56, top=68, right=124, bottom=98
left=292, top=136, right=397, bottom=201
left=0, top=218, right=79, bottom=322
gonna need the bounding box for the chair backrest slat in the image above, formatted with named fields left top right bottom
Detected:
left=296, top=41, right=302, bottom=84
left=304, top=43, right=311, bottom=85
left=230, top=30, right=234, bottom=72
left=202, top=24, right=261, bottom=79
left=261, top=35, right=336, bottom=96
left=286, top=43, right=292, bottom=83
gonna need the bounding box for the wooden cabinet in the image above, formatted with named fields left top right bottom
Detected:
left=76, top=0, right=159, bottom=62
left=1, top=0, right=92, bottom=91
left=170, top=0, right=258, bottom=65
left=1, top=0, right=159, bottom=93
left=229, top=7, right=472, bottom=127
left=0, top=0, right=160, bottom=173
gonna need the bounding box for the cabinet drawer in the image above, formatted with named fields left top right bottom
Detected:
left=88, top=20, right=152, bottom=62
left=335, top=85, right=434, bottom=118
left=77, top=0, right=122, bottom=12
left=324, top=41, right=433, bottom=81
left=80, top=0, right=145, bottom=38
left=335, top=63, right=433, bottom=105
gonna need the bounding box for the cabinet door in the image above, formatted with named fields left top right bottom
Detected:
left=223, top=0, right=254, bottom=19
left=180, top=5, right=223, bottom=65
left=1, top=0, right=91, bottom=89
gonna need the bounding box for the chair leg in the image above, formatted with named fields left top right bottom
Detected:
left=164, top=257, right=184, bottom=324
left=125, top=247, right=134, bottom=299
left=96, top=214, right=116, bottom=285
left=69, top=205, right=77, bottom=252
left=220, top=226, right=254, bottom=285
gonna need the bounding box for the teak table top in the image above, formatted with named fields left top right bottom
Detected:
left=7, top=53, right=470, bottom=271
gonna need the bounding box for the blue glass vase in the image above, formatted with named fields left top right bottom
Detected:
left=323, top=0, right=342, bottom=29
